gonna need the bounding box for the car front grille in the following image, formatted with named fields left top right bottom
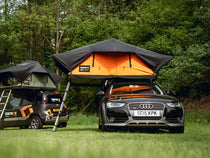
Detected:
left=129, top=102, right=165, bottom=120
left=129, top=102, right=165, bottom=110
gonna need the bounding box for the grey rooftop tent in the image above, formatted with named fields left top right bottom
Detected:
left=52, top=38, right=174, bottom=131
left=0, top=60, right=62, bottom=90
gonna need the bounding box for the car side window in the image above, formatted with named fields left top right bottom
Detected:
left=8, top=98, right=21, bottom=109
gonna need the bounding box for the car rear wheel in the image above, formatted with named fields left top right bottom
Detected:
left=169, top=126, right=184, bottom=133
left=30, top=116, right=43, bottom=129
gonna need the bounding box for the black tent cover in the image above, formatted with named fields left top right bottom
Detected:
left=53, top=38, right=174, bottom=76
left=0, top=60, right=62, bottom=86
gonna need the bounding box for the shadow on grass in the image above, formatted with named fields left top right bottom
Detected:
left=55, top=127, right=99, bottom=132
left=107, top=127, right=170, bottom=134
left=1, top=126, right=170, bottom=134
left=54, top=126, right=170, bottom=134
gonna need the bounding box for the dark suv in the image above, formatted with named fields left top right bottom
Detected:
left=0, top=91, right=69, bottom=129
left=97, top=80, right=185, bottom=133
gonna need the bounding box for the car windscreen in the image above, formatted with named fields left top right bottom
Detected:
left=47, top=95, right=62, bottom=104
left=109, top=83, right=163, bottom=95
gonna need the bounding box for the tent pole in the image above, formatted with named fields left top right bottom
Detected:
left=53, top=81, right=71, bottom=132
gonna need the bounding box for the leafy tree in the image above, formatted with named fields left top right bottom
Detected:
left=158, top=43, right=210, bottom=98
left=0, top=0, right=209, bottom=113
left=125, top=0, right=195, bottom=54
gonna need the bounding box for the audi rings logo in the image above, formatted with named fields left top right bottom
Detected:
left=139, top=104, right=153, bottom=109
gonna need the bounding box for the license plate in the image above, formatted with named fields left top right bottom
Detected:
left=133, top=110, right=162, bottom=117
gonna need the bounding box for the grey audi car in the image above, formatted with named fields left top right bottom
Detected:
left=97, top=79, right=185, bottom=133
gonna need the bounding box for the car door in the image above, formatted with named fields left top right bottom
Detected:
left=4, top=97, right=33, bottom=127
left=3, top=98, right=22, bottom=127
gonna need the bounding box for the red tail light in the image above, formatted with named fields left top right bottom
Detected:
left=47, top=116, right=52, bottom=120
left=43, top=94, right=47, bottom=104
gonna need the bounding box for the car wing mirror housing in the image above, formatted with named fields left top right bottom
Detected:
left=166, top=90, right=175, bottom=96
left=96, top=91, right=105, bottom=96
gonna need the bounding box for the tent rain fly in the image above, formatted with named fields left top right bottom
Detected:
left=53, top=38, right=174, bottom=79
left=0, top=61, right=62, bottom=90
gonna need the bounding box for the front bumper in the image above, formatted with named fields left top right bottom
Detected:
left=104, top=104, right=185, bottom=128
left=105, top=121, right=184, bottom=128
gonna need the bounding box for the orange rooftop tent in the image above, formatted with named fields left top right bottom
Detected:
left=52, top=38, right=174, bottom=131
left=53, top=38, right=173, bottom=81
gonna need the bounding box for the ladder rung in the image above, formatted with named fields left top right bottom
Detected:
left=0, top=103, right=5, bottom=104
left=2, top=96, right=8, bottom=97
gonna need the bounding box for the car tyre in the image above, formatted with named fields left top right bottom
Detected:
left=98, top=120, right=102, bottom=130
left=100, top=114, right=107, bottom=132
left=101, top=123, right=106, bottom=132
left=30, top=116, right=43, bottom=129
left=101, top=122, right=105, bottom=132
left=169, top=126, right=184, bottom=133
left=101, top=111, right=107, bottom=132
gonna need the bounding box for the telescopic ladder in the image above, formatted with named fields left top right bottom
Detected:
left=53, top=81, right=71, bottom=132
left=0, top=89, right=12, bottom=120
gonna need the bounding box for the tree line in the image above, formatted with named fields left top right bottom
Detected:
left=0, top=0, right=209, bottom=113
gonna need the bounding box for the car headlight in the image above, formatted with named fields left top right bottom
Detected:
left=107, top=102, right=125, bottom=108
left=166, top=102, right=183, bottom=108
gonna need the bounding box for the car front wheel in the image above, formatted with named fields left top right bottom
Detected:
left=30, top=116, right=43, bottom=129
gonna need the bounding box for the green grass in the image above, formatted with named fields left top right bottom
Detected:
left=0, top=113, right=209, bottom=158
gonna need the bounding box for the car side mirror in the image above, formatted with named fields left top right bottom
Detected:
left=96, top=91, right=105, bottom=96
left=166, top=90, right=175, bottom=96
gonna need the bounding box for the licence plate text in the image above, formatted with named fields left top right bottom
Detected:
left=133, top=110, right=162, bottom=117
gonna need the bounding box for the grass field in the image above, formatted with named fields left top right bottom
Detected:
left=0, top=113, right=209, bottom=158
